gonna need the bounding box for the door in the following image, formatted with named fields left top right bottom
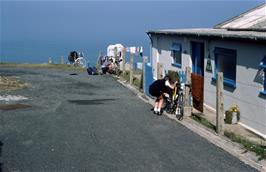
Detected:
left=191, top=42, right=204, bottom=112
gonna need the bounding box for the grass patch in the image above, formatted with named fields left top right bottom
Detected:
left=191, top=114, right=216, bottom=131
left=0, top=63, right=86, bottom=72
left=0, top=76, right=31, bottom=91
left=120, top=70, right=141, bottom=88
left=224, top=131, right=266, bottom=161
left=191, top=113, right=266, bottom=161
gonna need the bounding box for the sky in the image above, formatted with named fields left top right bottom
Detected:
left=0, top=0, right=265, bottom=63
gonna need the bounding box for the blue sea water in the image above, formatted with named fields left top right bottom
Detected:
left=1, top=40, right=148, bottom=66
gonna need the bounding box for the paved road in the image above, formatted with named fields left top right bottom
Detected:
left=0, top=67, right=257, bottom=172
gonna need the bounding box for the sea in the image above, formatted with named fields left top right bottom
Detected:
left=0, top=39, right=148, bottom=66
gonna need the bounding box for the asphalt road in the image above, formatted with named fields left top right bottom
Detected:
left=0, top=67, right=257, bottom=172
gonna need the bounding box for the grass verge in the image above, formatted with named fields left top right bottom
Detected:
left=119, top=71, right=142, bottom=89
left=224, top=131, right=266, bottom=161
left=191, top=113, right=266, bottom=160
left=0, top=76, right=31, bottom=92
left=191, top=114, right=216, bottom=131
left=0, top=63, right=86, bottom=72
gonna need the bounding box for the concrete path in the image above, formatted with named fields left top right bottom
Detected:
left=0, top=67, right=258, bottom=171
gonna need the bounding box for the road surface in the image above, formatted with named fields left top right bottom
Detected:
left=0, top=67, right=257, bottom=172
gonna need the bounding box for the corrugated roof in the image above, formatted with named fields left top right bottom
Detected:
left=214, top=3, right=266, bottom=31
left=147, top=28, right=266, bottom=42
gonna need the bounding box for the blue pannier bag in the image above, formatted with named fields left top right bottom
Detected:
left=87, top=66, right=98, bottom=75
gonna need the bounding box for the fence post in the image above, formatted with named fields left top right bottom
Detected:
left=141, top=56, right=148, bottom=91
left=157, top=62, right=163, bottom=79
left=114, top=47, right=117, bottom=59
left=129, top=52, right=134, bottom=85
left=96, top=51, right=102, bottom=72
left=183, top=67, right=192, bottom=117
left=48, top=57, right=52, bottom=64
left=122, top=48, right=126, bottom=74
left=216, top=72, right=224, bottom=135
left=60, top=56, right=64, bottom=64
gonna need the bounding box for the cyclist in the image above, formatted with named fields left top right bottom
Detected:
left=149, top=75, right=177, bottom=115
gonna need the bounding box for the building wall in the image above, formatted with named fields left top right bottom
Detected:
left=151, top=35, right=192, bottom=77
left=205, top=40, right=266, bottom=137
left=150, top=34, right=266, bottom=137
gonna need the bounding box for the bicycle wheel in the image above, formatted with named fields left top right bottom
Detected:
left=76, top=57, right=87, bottom=68
left=176, top=91, right=184, bottom=120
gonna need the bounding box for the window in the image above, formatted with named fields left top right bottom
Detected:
left=259, top=56, right=266, bottom=95
left=213, top=47, right=237, bottom=88
left=171, top=43, right=182, bottom=68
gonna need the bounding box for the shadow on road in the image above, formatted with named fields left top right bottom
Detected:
left=68, top=98, right=117, bottom=105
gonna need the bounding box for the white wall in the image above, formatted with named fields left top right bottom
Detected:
left=151, top=35, right=192, bottom=76
left=205, top=40, right=266, bottom=137
left=151, top=34, right=266, bottom=137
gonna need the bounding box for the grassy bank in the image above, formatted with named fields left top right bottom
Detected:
left=191, top=114, right=266, bottom=160
left=0, top=76, right=31, bottom=92
left=119, top=70, right=142, bottom=90
left=0, top=63, right=86, bottom=72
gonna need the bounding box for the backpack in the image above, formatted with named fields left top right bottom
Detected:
left=87, top=67, right=98, bottom=75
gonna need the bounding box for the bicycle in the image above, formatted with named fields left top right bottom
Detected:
left=73, top=57, right=87, bottom=68
left=164, top=84, right=184, bottom=120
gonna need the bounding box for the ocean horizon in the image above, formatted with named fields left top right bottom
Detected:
left=1, top=39, right=148, bottom=66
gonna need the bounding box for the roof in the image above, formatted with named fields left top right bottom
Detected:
left=147, top=28, right=266, bottom=42
left=214, top=3, right=266, bottom=31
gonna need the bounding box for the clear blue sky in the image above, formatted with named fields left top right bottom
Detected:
left=0, top=0, right=265, bottom=63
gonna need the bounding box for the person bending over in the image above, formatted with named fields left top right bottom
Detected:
left=149, top=76, right=176, bottom=115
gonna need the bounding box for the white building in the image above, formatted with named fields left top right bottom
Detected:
left=147, top=4, right=266, bottom=138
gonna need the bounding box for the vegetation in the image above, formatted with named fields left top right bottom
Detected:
left=224, top=131, right=266, bottom=161
left=119, top=70, right=142, bottom=89
left=0, top=63, right=86, bottom=72
left=0, top=76, right=31, bottom=91
left=191, top=114, right=216, bottom=131
left=225, top=105, right=240, bottom=124
left=191, top=113, right=266, bottom=161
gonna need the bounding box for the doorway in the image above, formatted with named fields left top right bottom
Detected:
left=191, top=41, right=205, bottom=112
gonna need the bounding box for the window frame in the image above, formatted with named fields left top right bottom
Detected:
left=212, top=47, right=237, bottom=88
left=259, top=56, right=266, bottom=96
left=170, top=43, right=182, bottom=68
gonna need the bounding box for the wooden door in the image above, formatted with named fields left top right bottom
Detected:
left=191, top=42, right=204, bottom=112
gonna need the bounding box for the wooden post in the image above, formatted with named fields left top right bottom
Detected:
left=96, top=51, right=102, bottom=72
left=129, top=52, right=134, bottom=85
left=183, top=67, right=192, bottom=117
left=122, top=48, right=126, bottom=74
left=141, top=56, right=148, bottom=91
left=60, top=56, right=64, bottom=64
left=48, top=57, right=52, bottom=64
left=216, top=72, right=224, bottom=135
left=114, top=47, right=118, bottom=59
left=157, top=62, right=163, bottom=79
